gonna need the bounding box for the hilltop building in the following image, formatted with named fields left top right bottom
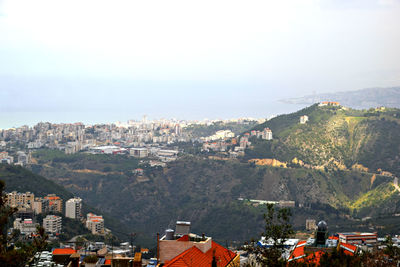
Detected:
left=158, top=221, right=239, bottom=266
left=43, top=215, right=62, bottom=234
left=65, top=197, right=82, bottom=219
left=318, top=101, right=340, bottom=107
left=300, top=115, right=309, bottom=124
left=262, top=128, right=273, bottom=140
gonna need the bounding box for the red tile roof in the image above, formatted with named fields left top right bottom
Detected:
left=288, top=241, right=325, bottom=264
left=289, top=240, right=357, bottom=264
left=339, top=242, right=357, bottom=256
left=288, top=240, right=307, bottom=261
left=164, top=241, right=237, bottom=267
left=52, top=248, right=76, bottom=255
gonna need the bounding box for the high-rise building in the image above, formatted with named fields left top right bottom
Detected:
left=43, top=215, right=62, bottom=234
left=65, top=197, right=82, bottom=219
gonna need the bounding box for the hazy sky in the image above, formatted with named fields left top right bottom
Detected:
left=1, top=0, right=400, bottom=127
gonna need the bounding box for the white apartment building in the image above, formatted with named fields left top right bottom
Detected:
left=262, top=128, right=273, bottom=140
left=65, top=197, right=82, bottom=219
left=43, top=215, right=62, bottom=234
left=86, top=213, right=105, bottom=235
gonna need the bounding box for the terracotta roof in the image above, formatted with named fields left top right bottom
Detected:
left=339, top=242, right=357, bottom=256
left=45, top=196, right=60, bottom=200
left=52, top=248, right=76, bottom=255
left=288, top=241, right=307, bottom=261
left=289, top=240, right=358, bottom=264
left=287, top=240, right=325, bottom=264
left=164, top=241, right=237, bottom=267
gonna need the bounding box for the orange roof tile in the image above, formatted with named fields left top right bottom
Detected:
left=339, top=242, right=357, bottom=256
left=52, top=248, right=76, bottom=255
left=45, top=196, right=61, bottom=200
left=288, top=241, right=307, bottom=261
left=164, top=241, right=237, bottom=267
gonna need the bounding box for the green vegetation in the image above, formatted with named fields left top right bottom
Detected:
left=0, top=164, right=132, bottom=242
left=246, top=204, right=294, bottom=267
left=3, top=104, right=400, bottom=249
left=33, top=149, right=140, bottom=173
left=248, top=105, right=400, bottom=176
left=26, top=152, right=400, bottom=246
left=0, top=164, right=73, bottom=199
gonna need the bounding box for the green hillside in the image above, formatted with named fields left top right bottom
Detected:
left=18, top=104, right=400, bottom=246
left=28, top=154, right=400, bottom=245
left=0, top=164, right=73, bottom=199
left=248, top=104, right=400, bottom=176
left=0, top=164, right=131, bottom=242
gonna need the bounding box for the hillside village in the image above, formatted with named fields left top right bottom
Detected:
left=1, top=103, right=400, bottom=266
left=5, top=187, right=400, bottom=266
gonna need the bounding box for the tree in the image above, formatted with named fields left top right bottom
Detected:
left=0, top=180, right=48, bottom=266
left=246, top=203, right=294, bottom=266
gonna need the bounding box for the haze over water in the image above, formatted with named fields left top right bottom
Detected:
left=1, top=0, right=400, bottom=129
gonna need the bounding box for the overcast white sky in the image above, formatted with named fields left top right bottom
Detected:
left=0, top=0, right=400, bottom=127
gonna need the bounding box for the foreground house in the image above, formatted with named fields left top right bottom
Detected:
left=158, top=221, right=239, bottom=267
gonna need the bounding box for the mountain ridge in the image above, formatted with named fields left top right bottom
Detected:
left=281, top=87, right=400, bottom=109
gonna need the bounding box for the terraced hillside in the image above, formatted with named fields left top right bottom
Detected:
left=248, top=104, right=400, bottom=177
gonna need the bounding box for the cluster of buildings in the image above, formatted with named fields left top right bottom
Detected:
left=0, top=118, right=262, bottom=168
left=0, top=151, right=30, bottom=165
left=0, top=118, right=261, bottom=155
left=29, top=220, right=239, bottom=267
left=6, top=191, right=66, bottom=235
left=6, top=191, right=63, bottom=215
left=201, top=130, right=235, bottom=142
left=202, top=128, right=273, bottom=157
left=247, top=220, right=399, bottom=266
left=6, top=191, right=106, bottom=238
left=0, top=120, right=189, bottom=156
left=238, top=198, right=295, bottom=208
